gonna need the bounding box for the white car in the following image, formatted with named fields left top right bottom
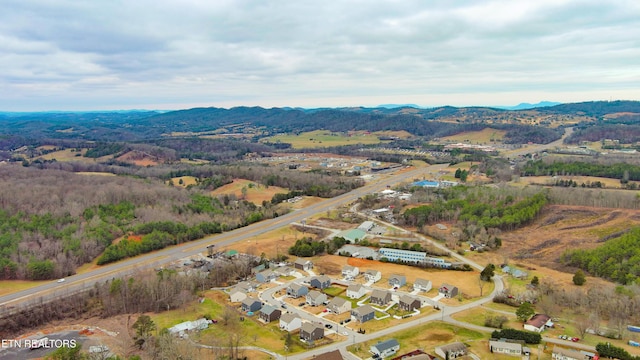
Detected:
left=57, top=278, right=65, bottom=283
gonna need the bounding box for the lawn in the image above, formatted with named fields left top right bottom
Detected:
left=451, top=307, right=518, bottom=329
left=0, top=280, right=48, bottom=296
left=348, top=321, right=485, bottom=359
left=262, top=130, right=385, bottom=149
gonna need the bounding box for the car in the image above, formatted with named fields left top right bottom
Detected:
left=325, top=324, right=333, bottom=329
left=323, top=309, right=328, bottom=312
left=281, top=304, right=287, bottom=309
left=298, top=302, right=306, bottom=307
left=57, top=278, right=65, bottom=283
left=572, top=337, right=580, bottom=342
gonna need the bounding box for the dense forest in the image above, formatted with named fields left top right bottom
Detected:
left=562, top=227, right=640, bottom=284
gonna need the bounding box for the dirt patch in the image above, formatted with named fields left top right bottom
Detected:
left=423, top=331, right=453, bottom=342
left=310, top=218, right=358, bottom=230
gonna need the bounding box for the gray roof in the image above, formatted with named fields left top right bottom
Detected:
left=352, top=304, right=375, bottom=316
left=399, top=295, right=417, bottom=304
left=414, top=278, right=431, bottom=286
left=373, top=339, right=400, bottom=352
left=307, top=290, right=325, bottom=301
left=390, top=274, right=406, bottom=281
left=347, top=284, right=364, bottom=292
left=313, top=275, right=331, bottom=283
left=329, top=297, right=349, bottom=307
left=364, top=269, right=381, bottom=276
left=242, top=297, right=260, bottom=306
left=280, top=313, right=300, bottom=324
left=301, top=322, right=323, bottom=333
left=261, top=304, right=278, bottom=316
left=371, top=289, right=390, bottom=299
left=437, top=342, right=466, bottom=353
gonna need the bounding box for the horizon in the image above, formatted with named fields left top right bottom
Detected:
left=1, top=99, right=637, bottom=114
left=1, top=1, right=639, bottom=111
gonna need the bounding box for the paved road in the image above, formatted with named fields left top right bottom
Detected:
left=0, top=164, right=441, bottom=313
left=506, top=127, right=574, bottom=158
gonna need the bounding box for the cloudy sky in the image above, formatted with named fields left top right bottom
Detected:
left=1, top=0, right=639, bottom=111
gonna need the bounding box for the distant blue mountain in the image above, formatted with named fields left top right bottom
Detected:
left=376, top=104, right=422, bottom=109
left=496, top=101, right=562, bottom=110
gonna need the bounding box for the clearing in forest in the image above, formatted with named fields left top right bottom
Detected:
left=210, top=178, right=288, bottom=205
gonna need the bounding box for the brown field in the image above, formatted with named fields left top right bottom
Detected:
left=116, top=150, right=159, bottom=166
left=462, top=204, right=640, bottom=291
left=210, top=178, right=288, bottom=205
left=440, top=128, right=507, bottom=144
left=36, top=148, right=88, bottom=161
left=169, top=175, right=199, bottom=187
left=517, top=175, right=632, bottom=189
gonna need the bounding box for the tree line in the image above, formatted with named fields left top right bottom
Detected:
left=522, top=160, right=640, bottom=181
left=562, top=227, right=640, bottom=284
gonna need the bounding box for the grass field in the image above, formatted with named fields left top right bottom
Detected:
left=0, top=280, right=48, bottom=296
left=348, top=321, right=487, bottom=359
left=210, top=178, right=289, bottom=205
left=440, top=128, right=507, bottom=144
left=262, top=130, right=385, bottom=149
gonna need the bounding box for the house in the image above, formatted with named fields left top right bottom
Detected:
left=342, top=265, right=359, bottom=279
left=294, top=258, right=313, bottom=271
left=229, top=288, right=247, bottom=303
left=389, top=274, right=406, bottom=288
left=438, top=284, right=459, bottom=298
left=275, top=266, right=295, bottom=276
left=358, top=221, right=375, bottom=232
left=551, top=346, right=594, bottom=360
left=524, top=314, right=553, bottom=333
left=370, top=289, right=392, bottom=306
left=327, top=297, right=352, bottom=314
left=364, top=269, right=382, bottom=283
left=398, top=295, right=421, bottom=311
left=489, top=339, right=523, bottom=357
left=346, top=284, right=367, bottom=299
left=255, top=269, right=277, bottom=283
left=279, top=313, right=302, bottom=332
left=259, top=305, right=282, bottom=323
left=287, top=283, right=309, bottom=298
left=371, top=339, right=400, bottom=358
left=168, top=318, right=212, bottom=336
left=434, top=342, right=467, bottom=359
left=306, top=290, right=328, bottom=306
left=241, top=297, right=262, bottom=312
left=235, top=281, right=257, bottom=293
left=502, top=265, right=529, bottom=279
left=351, top=305, right=375, bottom=323
left=300, top=322, right=324, bottom=342
left=310, top=275, right=331, bottom=289
left=413, top=278, right=432, bottom=292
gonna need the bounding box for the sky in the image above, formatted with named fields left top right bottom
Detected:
left=1, top=0, right=639, bottom=111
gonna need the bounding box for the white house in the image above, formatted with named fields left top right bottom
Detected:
left=489, top=339, right=523, bottom=357
left=370, top=339, right=400, bottom=358
left=524, top=314, right=553, bottom=333
left=342, top=265, right=359, bottom=279
left=435, top=342, right=467, bottom=359
left=363, top=269, right=382, bottom=283
left=413, top=278, right=432, bottom=292
left=279, top=313, right=302, bottom=332
left=306, top=290, right=328, bottom=306
left=346, top=284, right=367, bottom=299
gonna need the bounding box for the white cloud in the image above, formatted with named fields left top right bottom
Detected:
left=0, top=0, right=638, bottom=110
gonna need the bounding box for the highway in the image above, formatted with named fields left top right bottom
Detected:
left=0, top=164, right=444, bottom=313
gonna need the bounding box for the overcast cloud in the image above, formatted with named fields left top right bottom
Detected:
left=1, top=0, right=639, bottom=111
